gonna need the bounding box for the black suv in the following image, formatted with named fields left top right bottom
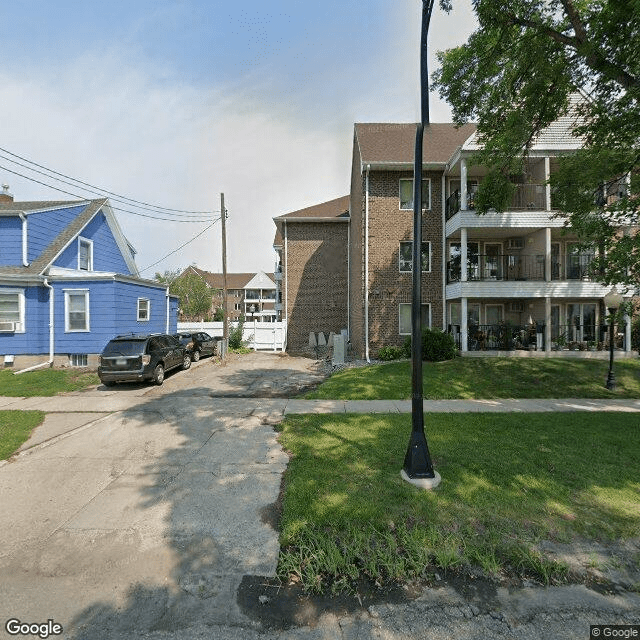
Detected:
left=174, top=332, right=217, bottom=361
left=98, top=333, right=191, bottom=386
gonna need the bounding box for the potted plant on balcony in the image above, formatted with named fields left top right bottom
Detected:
left=552, top=333, right=567, bottom=351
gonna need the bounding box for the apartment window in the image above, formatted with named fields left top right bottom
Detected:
left=137, top=298, right=150, bottom=321
left=399, top=178, right=431, bottom=210
left=399, top=303, right=431, bottom=335
left=0, top=289, right=25, bottom=332
left=65, top=290, right=90, bottom=332
left=234, top=303, right=241, bottom=311
left=399, top=241, right=431, bottom=272
left=78, top=237, right=93, bottom=271
left=69, top=354, right=88, bottom=367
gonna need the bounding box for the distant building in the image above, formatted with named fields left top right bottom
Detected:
left=183, top=266, right=277, bottom=322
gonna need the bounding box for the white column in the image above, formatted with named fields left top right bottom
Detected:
left=545, top=227, right=552, bottom=282
left=545, top=156, right=551, bottom=211
left=460, top=158, right=468, bottom=211
left=625, top=313, right=632, bottom=352
left=461, top=228, right=468, bottom=282
left=545, top=296, right=551, bottom=352
left=461, top=297, right=468, bottom=352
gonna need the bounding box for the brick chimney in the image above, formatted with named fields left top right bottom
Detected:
left=0, top=184, right=14, bottom=203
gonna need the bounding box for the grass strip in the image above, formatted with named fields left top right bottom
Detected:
left=277, top=412, right=640, bottom=592
left=0, top=369, right=100, bottom=397
left=305, top=357, right=640, bottom=400
left=0, top=410, right=46, bottom=460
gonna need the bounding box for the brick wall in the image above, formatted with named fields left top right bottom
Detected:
left=284, top=221, right=349, bottom=354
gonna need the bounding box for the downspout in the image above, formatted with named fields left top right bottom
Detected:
left=165, top=287, right=170, bottom=334
left=347, top=217, right=350, bottom=341
left=441, top=173, right=446, bottom=330
left=365, top=164, right=371, bottom=362
left=284, top=221, right=288, bottom=340
left=19, top=213, right=28, bottom=266
left=15, top=278, right=54, bottom=374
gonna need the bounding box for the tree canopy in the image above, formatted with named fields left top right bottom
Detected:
left=154, top=268, right=213, bottom=320
left=433, top=0, right=640, bottom=287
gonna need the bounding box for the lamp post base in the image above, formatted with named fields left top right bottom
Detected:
left=606, top=372, right=616, bottom=390
left=401, top=468, right=441, bottom=490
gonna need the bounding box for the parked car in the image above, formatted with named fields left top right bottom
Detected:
left=173, top=332, right=217, bottom=362
left=98, top=333, right=191, bottom=386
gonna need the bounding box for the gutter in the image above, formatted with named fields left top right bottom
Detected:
left=365, top=164, right=370, bottom=362
left=15, top=278, right=54, bottom=374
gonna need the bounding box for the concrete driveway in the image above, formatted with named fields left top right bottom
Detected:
left=0, top=352, right=324, bottom=639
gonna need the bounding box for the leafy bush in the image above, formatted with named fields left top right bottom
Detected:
left=403, top=328, right=457, bottom=362
left=228, top=317, right=246, bottom=350
left=377, top=345, right=405, bottom=361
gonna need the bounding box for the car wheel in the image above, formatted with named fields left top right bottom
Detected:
left=153, top=364, right=165, bottom=385
left=182, top=353, right=192, bottom=370
left=192, top=349, right=201, bottom=362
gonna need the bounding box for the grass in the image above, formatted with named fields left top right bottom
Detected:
left=277, top=412, right=640, bottom=592
left=304, top=357, right=640, bottom=400
left=0, top=368, right=100, bottom=397
left=0, top=410, right=46, bottom=460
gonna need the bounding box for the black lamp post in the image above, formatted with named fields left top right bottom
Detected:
left=604, top=286, right=623, bottom=390
left=401, top=0, right=441, bottom=490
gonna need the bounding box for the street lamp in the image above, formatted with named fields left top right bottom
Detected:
left=401, top=0, right=441, bottom=490
left=603, top=286, right=623, bottom=390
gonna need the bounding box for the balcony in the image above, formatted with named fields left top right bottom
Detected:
left=447, top=253, right=596, bottom=284
left=446, top=183, right=548, bottom=220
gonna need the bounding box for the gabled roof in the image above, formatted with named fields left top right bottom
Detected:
left=273, top=195, right=350, bottom=222
left=354, top=123, right=477, bottom=168
left=0, top=198, right=139, bottom=278
left=244, top=271, right=276, bottom=290
left=187, top=266, right=275, bottom=290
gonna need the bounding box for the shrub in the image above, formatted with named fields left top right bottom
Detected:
left=403, top=328, right=457, bottom=362
left=228, top=317, right=246, bottom=350
left=378, top=345, right=405, bottom=361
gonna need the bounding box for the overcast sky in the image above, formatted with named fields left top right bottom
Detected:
left=0, top=1, right=476, bottom=277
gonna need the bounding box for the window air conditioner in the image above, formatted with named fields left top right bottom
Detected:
left=507, top=238, right=524, bottom=250
left=0, top=321, right=16, bottom=332
left=509, top=302, right=525, bottom=313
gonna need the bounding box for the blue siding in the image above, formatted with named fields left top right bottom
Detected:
left=53, top=211, right=131, bottom=274
left=27, top=204, right=87, bottom=263
left=0, top=217, right=23, bottom=266
left=0, top=280, right=178, bottom=356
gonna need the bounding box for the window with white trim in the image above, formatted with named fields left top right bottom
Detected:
left=0, top=289, right=25, bottom=332
left=69, top=354, right=88, bottom=367
left=137, top=298, right=150, bottom=321
left=399, top=178, right=431, bottom=211
left=399, top=241, right=431, bottom=272
left=78, top=237, right=93, bottom=271
left=399, top=303, right=431, bottom=335
left=65, top=290, right=90, bottom=332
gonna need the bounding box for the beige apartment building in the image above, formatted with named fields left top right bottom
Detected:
left=274, top=117, right=636, bottom=359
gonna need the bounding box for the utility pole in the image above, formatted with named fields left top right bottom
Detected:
left=221, top=193, right=228, bottom=353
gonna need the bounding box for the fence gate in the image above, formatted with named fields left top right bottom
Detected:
left=176, top=320, right=287, bottom=352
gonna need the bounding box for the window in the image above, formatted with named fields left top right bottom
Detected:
left=399, top=303, right=431, bottom=335
left=64, top=290, right=89, bottom=332
left=137, top=298, right=150, bottom=321
left=69, top=354, right=88, bottom=367
left=78, top=238, right=93, bottom=271
left=399, top=241, right=431, bottom=272
left=399, top=178, right=431, bottom=210
left=0, top=289, right=25, bottom=332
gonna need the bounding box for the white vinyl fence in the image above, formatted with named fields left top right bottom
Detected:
left=177, top=320, right=287, bottom=352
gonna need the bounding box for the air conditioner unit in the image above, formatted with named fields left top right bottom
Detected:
left=0, top=321, right=16, bottom=332
left=509, top=302, right=525, bottom=313
left=507, top=238, right=524, bottom=250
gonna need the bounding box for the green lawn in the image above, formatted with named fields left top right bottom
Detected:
left=305, top=357, right=640, bottom=400
left=277, top=412, right=640, bottom=592
left=0, top=410, right=46, bottom=460
left=0, top=368, right=100, bottom=397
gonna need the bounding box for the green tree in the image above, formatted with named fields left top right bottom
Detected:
left=433, top=0, right=640, bottom=286
left=155, top=269, right=212, bottom=320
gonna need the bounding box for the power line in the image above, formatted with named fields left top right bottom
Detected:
left=0, top=164, right=215, bottom=223
left=138, top=218, right=221, bottom=275
left=0, top=145, right=214, bottom=215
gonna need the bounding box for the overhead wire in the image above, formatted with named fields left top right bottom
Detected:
left=0, top=145, right=214, bottom=215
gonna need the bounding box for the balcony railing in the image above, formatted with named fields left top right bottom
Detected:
left=446, top=183, right=548, bottom=220
left=447, top=254, right=546, bottom=283
left=448, top=323, right=626, bottom=352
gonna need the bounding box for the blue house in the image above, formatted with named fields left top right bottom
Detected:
left=0, top=187, right=179, bottom=370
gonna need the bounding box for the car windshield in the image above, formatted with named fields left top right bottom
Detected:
left=102, top=340, right=146, bottom=356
